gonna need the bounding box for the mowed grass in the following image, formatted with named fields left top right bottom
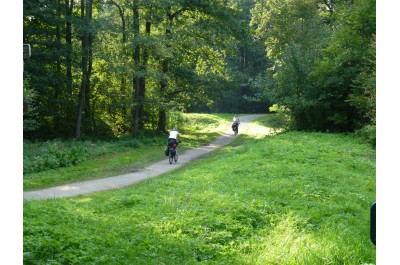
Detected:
left=23, top=115, right=376, bottom=264
left=23, top=113, right=232, bottom=190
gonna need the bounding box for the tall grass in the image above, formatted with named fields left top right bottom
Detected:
left=24, top=116, right=376, bottom=264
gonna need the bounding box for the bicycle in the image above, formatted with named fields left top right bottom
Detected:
left=232, top=123, right=239, bottom=136
left=167, top=142, right=179, bottom=164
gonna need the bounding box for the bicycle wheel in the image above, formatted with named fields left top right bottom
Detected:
left=174, top=153, right=178, bottom=162
left=169, top=154, right=173, bottom=164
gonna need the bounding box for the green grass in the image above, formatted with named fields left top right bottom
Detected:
left=23, top=113, right=232, bottom=190
left=23, top=115, right=376, bottom=264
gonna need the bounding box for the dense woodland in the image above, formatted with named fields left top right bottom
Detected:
left=23, top=0, right=375, bottom=140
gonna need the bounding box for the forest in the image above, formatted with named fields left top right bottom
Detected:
left=21, top=1, right=377, bottom=263
left=23, top=0, right=376, bottom=141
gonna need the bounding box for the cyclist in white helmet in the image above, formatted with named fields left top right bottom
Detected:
left=167, top=127, right=180, bottom=148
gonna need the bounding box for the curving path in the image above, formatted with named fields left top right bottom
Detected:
left=23, top=114, right=264, bottom=200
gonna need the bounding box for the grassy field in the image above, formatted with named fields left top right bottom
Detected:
left=23, top=115, right=376, bottom=264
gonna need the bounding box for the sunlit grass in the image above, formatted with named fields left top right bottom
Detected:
left=241, top=117, right=282, bottom=139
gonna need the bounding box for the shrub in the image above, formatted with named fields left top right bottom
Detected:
left=24, top=140, right=90, bottom=174
left=355, top=124, right=376, bottom=147
left=268, top=104, right=292, bottom=130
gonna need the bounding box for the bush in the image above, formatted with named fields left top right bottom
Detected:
left=23, top=136, right=164, bottom=175
left=167, top=111, right=185, bottom=131
left=355, top=124, right=376, bottom=147
left=23, top=140, right=90, bottom=174
left=268, top=104, right=292, bottom=130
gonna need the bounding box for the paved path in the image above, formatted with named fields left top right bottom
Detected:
left=23, top=115, right=264, bottom=200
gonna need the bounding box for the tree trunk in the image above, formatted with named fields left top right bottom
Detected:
left=85, top=0, right=93, bottom=132
left=157, top=8, right=173, bottom=133
left=132, top=0, right=140, bottom=137
left=157, top=53, right=169, bottom=133
left=109, top=0, right=128, bottom=127
left=158, top=52, right=168, bottom=133
left=157, top=109, right=167, bottom=133
left=138, top=21, right=150, bottom=128
left=65, top=0, right=73, bottom=92
left=55, top=0, right=62, bottom=132
left=75, top=0, right=92, bottom=138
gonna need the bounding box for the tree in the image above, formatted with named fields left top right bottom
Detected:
left=75, top=0, right=94, bottom=138
left=23, top=0, right=263, bottom=139
left=132, top=0, right=141, bottom=136
left=311, top=0, right=376, bottom=131
left=251, top=0, right=375, bottom=132
left=251, top=0, right=329, bottom=128
left=24, top=0, right=78, bottom=138
left=65, top=0, right=74, bottom=92
left=214, top=0, right=272, bottom=114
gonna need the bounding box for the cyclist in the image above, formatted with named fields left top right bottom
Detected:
left=232, top=115, right=240, bottom=134
left=167, top=127, right=180, bottom=149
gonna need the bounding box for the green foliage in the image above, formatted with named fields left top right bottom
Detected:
left=23, top=0, right=375, bottom=138
left=355, top=124, right=376, bottom=147
left=251, top=0, right=331, bottom=130
left=166, top=111, right=185, bottom=131
left=23, top=76, right=40, bottom=133
left=251, top=0, right=376, bottom=132
left=23, top=0, right=255, bottom=139
left=24, top=129, right=376, bottom=264
left=24, top=0, right=79, bottom=138
left=23, top=139, right=118, bottom=174
left=202, top=0, right=272, bottom=114
left=268, top=105, right=291, bottom=130
left=347, top=35, right=376, bottom=125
